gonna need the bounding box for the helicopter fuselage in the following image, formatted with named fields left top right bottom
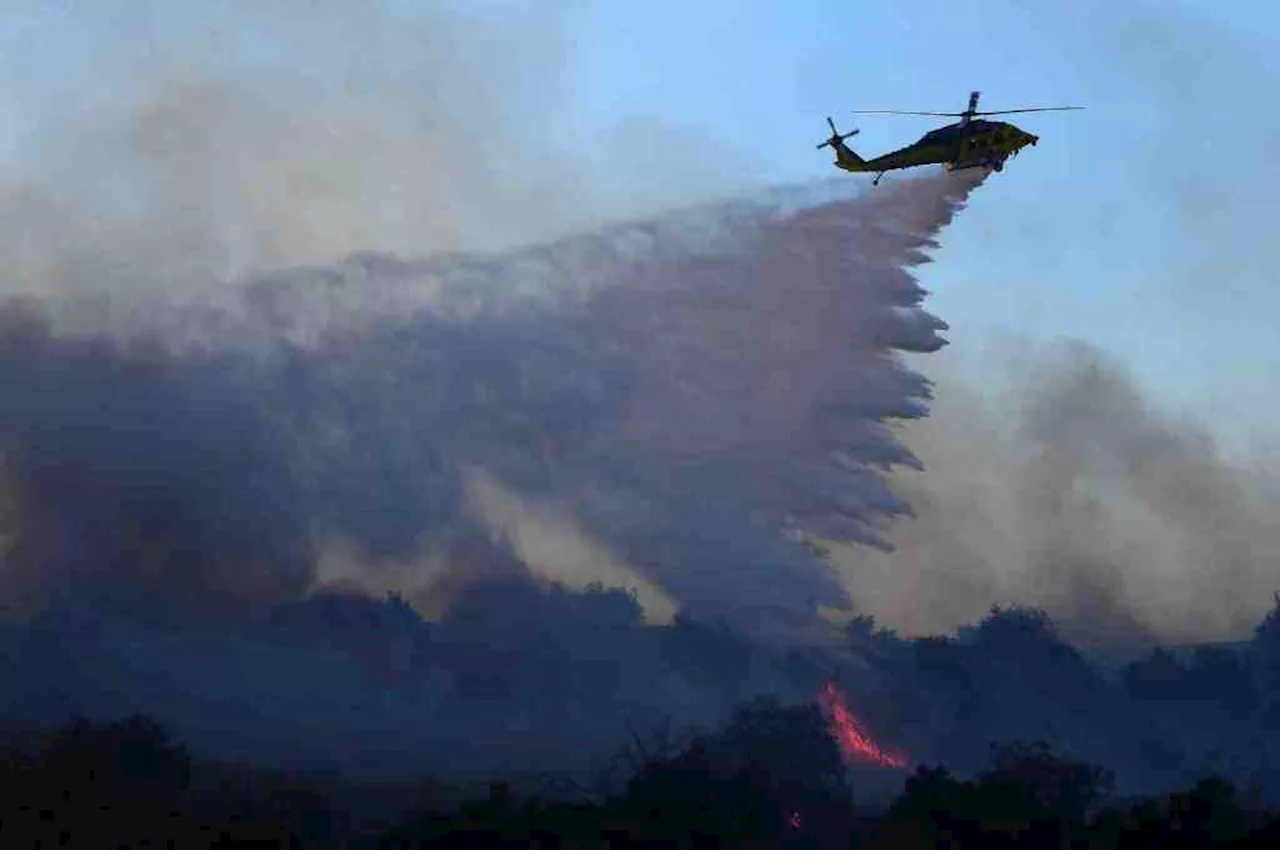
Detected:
left=835, top=119, right=1039, bottom=175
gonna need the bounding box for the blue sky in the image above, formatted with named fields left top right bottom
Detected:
left=0, top=0, right=1277, bottom=450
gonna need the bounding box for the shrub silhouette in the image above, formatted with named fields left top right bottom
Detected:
left=3, top=708, right=1280, bottom=848
left=0, top=714, right=299, bottom=847
left=874, top=740, right=1114, bottom=849
left=6, top=596, right=1280, bottom=846
left=979, top=740, right=1113, bottom=822
left=614, top=697, right=856, bottom=846
left=39, top=713, right=193, bottom=792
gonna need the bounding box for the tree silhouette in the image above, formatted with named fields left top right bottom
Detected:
left=1165, top=776, right=1251, bottom=845
left=619, top=698, right=855, bottom=845
left=1255, top=594, right=1280, bottom=728
left=979, top=740, right=1113, bottom=822
left=875, top=740, right=1114, bottom=849
left=38, top=713, right=193, bottom=797
left=0, top=715, right=300, bottom=847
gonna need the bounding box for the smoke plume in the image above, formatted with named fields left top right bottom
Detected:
left=0, top=165, right=986, bottom=634
left=0, top=3, right=990, bottom=631
left=833, top=340, right=1280, bottom=649
left=0, top=2, right=753, bottom=314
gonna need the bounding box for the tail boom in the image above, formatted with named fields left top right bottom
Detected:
left=832, top=139, right=869, bottom=172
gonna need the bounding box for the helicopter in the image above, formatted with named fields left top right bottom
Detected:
left=817, top=91, right=1082, bottom=185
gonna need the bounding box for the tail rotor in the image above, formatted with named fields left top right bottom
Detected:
left=816, top=116, right=859, bottom=151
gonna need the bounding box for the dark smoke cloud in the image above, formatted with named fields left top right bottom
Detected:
left=0, top=0, right=862, bottom=631
left=0, top=167, right=986, bottom=637
left=0, top=303, right=311, bottom=622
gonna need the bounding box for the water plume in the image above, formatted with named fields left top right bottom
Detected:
left=5, top=167, right=983, bottom=635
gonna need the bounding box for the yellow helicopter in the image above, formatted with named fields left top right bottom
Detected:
left=818, top=91, right=1082, bottom=185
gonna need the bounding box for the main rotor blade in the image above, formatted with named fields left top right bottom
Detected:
left=850, top=106, right=1084, bottom=117
left=970, top=106, right=1084, bottom=114
left=850, top=110, right=965, bottom=116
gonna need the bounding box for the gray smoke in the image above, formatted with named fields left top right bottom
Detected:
left=0, top=2, right=753, bottom=311
left=833, top=340, right=1280, bottom=649
left=0, top=167, right=986, bottom=639
left=1, top=0, right=973, bottom=635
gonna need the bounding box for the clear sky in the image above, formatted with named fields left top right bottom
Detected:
left=0, top=0, right=1276, bottom=451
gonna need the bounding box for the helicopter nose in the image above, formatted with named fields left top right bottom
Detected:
left=1029, top=134, right=1038, bottom=146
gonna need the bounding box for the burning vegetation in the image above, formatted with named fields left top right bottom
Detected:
left=819, top=681, right=911, bottom=770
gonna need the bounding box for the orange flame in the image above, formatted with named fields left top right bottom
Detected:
left=818, top=682, right=909, bottom=769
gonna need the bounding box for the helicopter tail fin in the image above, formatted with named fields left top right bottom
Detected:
left=817, top=117, right=868, bottom=172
